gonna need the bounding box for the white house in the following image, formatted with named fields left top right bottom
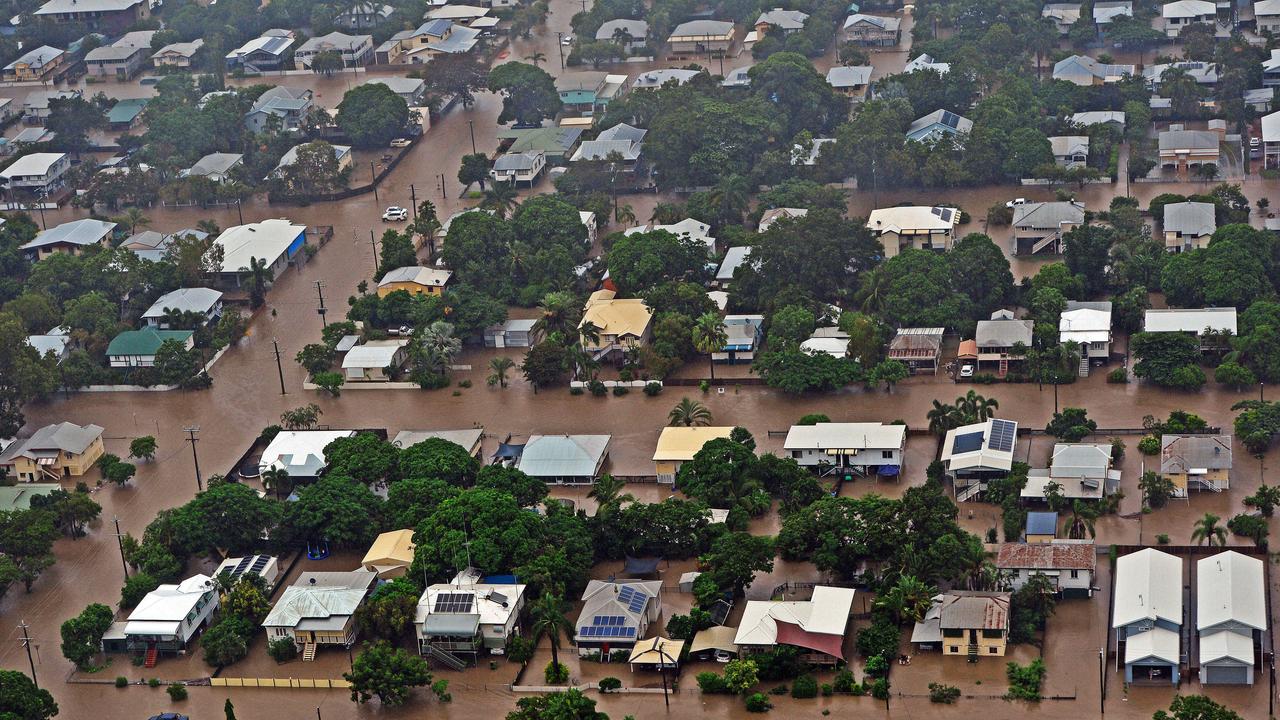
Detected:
left=1197, top=551, right=1265, bottom=685
left=262, top=570, right=376, bottom=657
left=1161, top=201, right=1216, bottom=251
left=734, top=586, right=854, bottom=664
left=994, top=542, right=1096, bottom=598
left=1059, top=301, right=1112, bottom=368
left=867, top=205, right=960, bottom=257
left=1258, top=0, right=1280, bottom=33
left=295, top=31, right=374, bottom=68
left=258, top=430, right=357, bottom=479
left=597, top=19, right=648, bottom=50
left=782, top=423, right=905, bottom=478
left=490, top=150, right=545, bottom=186
left=515, top=435, right=610, bottom=484
left=180, top=153, right=244, bottom=183
left=213, top=218, right=308, bottom=286
left=1142, top=308, right=1237, bottom=351
left=1049, top=136, right=1090, bottom=168
left=341, top=339, right=409, bottom=381
left=0, top=151, right=69, bottom=198
left=575, top=580, right=662, bottom=655
left=1022, top=443, right=1119, bottom=500
left=941, top=419, right=1019, bottom=502
left=142, top=288, right=223, bottom=328
left=1161, top=0, right=1216, bottom=36
left=122, top=574, right=219, bottom=655
left=214, top=555, right=282, bottom=591
left=416, top=577, right=527, bottom=664
left=1113, top=548, right=1182, bottom=685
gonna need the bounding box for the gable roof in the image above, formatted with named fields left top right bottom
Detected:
left=826, top=65, right=872, bottom=87
left=1162, top=0, right=1214, bottom=18
left=577, top=579, right=661, bottom=639
left=259, top=430, right=356, bottom=476
left=1025, top=511, right=1058, bottom=536
left=1143, top=307, right=1236, bottom=334
left=1113, top=548, right=1182, bottom=628
left=183, top=152, right=243, bottom=178
left=125, top=574, right=215, bottom=635
left=0, top=422, right=103, bottom=465
left=843, top=13, right=899, bottom=30
left=936, top=591, right=1010, bottom=630
left=5, top=45, right=62, bottom=71
left=716, top=245, right=752, bottom=281
left=868, top=205, right=958, bottom=233
left=142, top=287, right=222, bottom=318
left=1159, top=129, right=1220, bottom=152
left=298, top=31, right=372, bottom=53
left=494, top=150, right=542, bottom=171
left=1050, top=135, right=1089, bottom=157
left=1197, top=551, right=1265, bottom=632
left=670, top=19, right=734, bottom=37
left=106, top=328, right=193, bottom=357
left=903, top=53, right=949, bottom=74
left=757, top=8, right=808, bottom=28
left=262, top=571, right=375, bottom=629
left=734, top=586, right=855, bottom=651
left=517, top=435, right=610, bottom=478
left=907, top=109, right=971, bottom=138
left=653, top=426, right=735, bottom=461
left=941, top=419, right=1018, bottom=472
left=20, top=217, right=113, bottom=250
left=596, top=18, right=648, bottom=40
left=1200, top=629, right=1254, bottom=664
left=783, top=422, right=905, bottom=452
left=379, top=265, right=452, bottom=288
left=35, top=0, right=143, bottom=14
left=1012, top=201, right=1085, bottom=229
left=581, top=289, right=653, bottom=338
left=1125, top=626, right=1180, bottom=664
left=1162, top=201, right=1216, bottom=236
left=1072, top=110, right=1126, bottom=126
left=975, top=317, right=1033, bottom=347
left=361, top=529, right=416, bottom=577
left=633, top=68, right=700, bottom=88
left=152, top=39, right=204, bottom=59
left=227, top=33, right=294, bottom=60
left=1160, top=434, right=1232, bottom=473
left=342, top=340, right=408, bottom=370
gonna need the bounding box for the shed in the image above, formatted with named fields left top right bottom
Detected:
left=361, top=529, right=416, bottom=578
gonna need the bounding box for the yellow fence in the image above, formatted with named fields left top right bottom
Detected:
left=211, top=677, right=352, bottom=690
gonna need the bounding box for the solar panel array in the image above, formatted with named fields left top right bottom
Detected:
left=434, top=592, right=475, bottom=614
left=940, top=110, right=963, bottom=129
left=989, top=420, right=1017, bottom=452
left=581, top=616, right=637, bottom=638
left=952, top=431, right=985, bottom=454
left=249, top=556, right=269, bottom=574
left=617, top=585, right=648, bottom=614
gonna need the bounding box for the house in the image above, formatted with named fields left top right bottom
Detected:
left=1161, top=0, right=1215, bottom=36
left=580, top=289, right=654, bottom=359
left=0, top=421, right=104, bottom=482
left=1042, top=3, right=1082, bottom=33
left=1158, top=129, right=1220, bottom=170
left=490, top=151, right=546, bottom=186
left=783, top=422, right=905, bottom=479
left=941, top=418, right=1018, bottom=502
left=1244, top=88, right=1274, bottom=113
left=755, top=8, right=808, bottom=35
left=142, top=288, right=223, bottom=328
left=517, top=435, right=610, bottom=484
left=213, top=219, right=308, bottom=287
left=23, top=90, right=80, bottom=124
left=596, top=19, right=648, bottom=50
left=624, top=218, right=714, bottom=254
left=653, top=426, right=734, bottom=482
left=1197, top=551, right=1265, bottom=685
left=262, top=570, right=377, bottom=656
left=3, top=45, right=64, bottom=81
left=576, top=580, right=662, bottom=654
left=1094, top=1, right=1133, bottom=26
left=1113, top=548, right=1182, bottom=685
left=716, top=245, right=751, bottom=284
left=1050, top=136, right=1090, bottom=168
left=151, top=39, right=204, bottom=68
left=1263, top=109, right=1280, bottom=167
left=84, top=42, right=148, bottom=79
left=826, top=65, right=872, bottom=99
left=0, top=98, right=14, bottom=125
left=106, top=328, right=194, bottom=368
left=633, top=68, right=700, bottom=89
left=336, top=2, right=393, bottom=30
left=484, top=319, right=542, bottom=348
left=106, top=98, right=147, bottom=130
left=1, top=152, right=70, bottom=200
left=571, top=122, right=646, bottom=167
left=1052, top=55, right=1135, bottom=86
left=758, top=207, right=807, bottom=232
left=887, top=327, right=945, bottom=374
left=392, top=429, right=485, bottom=458
left=425, top=4, right=491, bottom=22
left=342, top=340, right=409, bottom=381
left=867, top=206, right=959, bottom=257
left=1025, top=511, right=1058, bottom=543
left=121, top=574, right=218, bottom=656
left=26, top=327, right=69, bottom=361
left=975, top=310, right=1033, bottom=373
left=213, top=555, right=282, bottom=591
left=1258, top=0, right=1280, bottom=33
left=903, top=53, right=949, bottom=74
left=1142, top=308, right=1237, bottom=352
left=842, top=14, right=900, bottom=46
left=735, top=586, right=855, bottom=664
left=392, top=20, right=481, bottom=63
left=296, top=32, right=374, bottom=68
left=911, top=591, right=1010, bottom=658
left=721, top=64, right=753, bottom=88
left=1060, top=300, right=1112, bottom=366
left=258, top=430, right=357, bottom=479
left=1264, top=49, right=1280, bottom=88
left=180, top=153, right=244, bottom=184
left=1023, top=443, right=1119, bottom=501
left=801, top=327, right=849, bottom=358
left=792, top=137, right=836, bottom=166
left=667, top=20, right=734, bottom=56
left=10, top=126, right=56, bottom=147
left=33, top=0, right=149, bottom=33
left=225, top=31, right=294, bottom=72
left=121, top=228, right=206, bottom=262
left=360, top=77, right=427, bottom=106
left=906, top=109, right=972, bottom=143
left=271, top=142, right=352, bottom=180
left=1012, top=201, right=1085, bottom=255
left=1144, top=61, right=1219, bottom=90
left=18, top=217, right=112, bottom=259
left=1160, top=434, right=1232, bottom=494
left=1072, top=111, right=1126, bottom=130
left=713, top=314, right=762, bottom=364
left=244, top=87, right=314, bottom=134
left=417, top=576, right=527, bottom=662
left=1161, top=201, right=1216, bottom=251
left=0, top=484, right=59, bottom=511
left=361, top=529, right=415, bottom=578
left=377, top=266, right=452, bottom=297
left=497, top=126, right=585, bottom=163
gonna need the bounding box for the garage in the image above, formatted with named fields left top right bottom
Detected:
left=1203, top=664, right=1250, bottom=685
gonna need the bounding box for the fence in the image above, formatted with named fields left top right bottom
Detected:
left=211, top=677, right=350, bottom=689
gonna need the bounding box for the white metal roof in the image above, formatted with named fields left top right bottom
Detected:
left=214, top=218, right=306, bottom=273
left=258, top=430, right=355, bottom=477
left=20, top=218, right=114, bottom=251
left=262, top=571, right=374, bottom=629
left=1143, top=308, right=1236, bottom=334
left=1113, top=548, right=1182, bottom=628
left=1, top=152, right=65, bottom=179
left=716, top=246, right=752, bottom=281
left=1200, top=629, right=1254, bottom=664
left=379, top=265, right=453, bottom=288
left=125, top=574, right=214, bottom=636
left=517, top=435, right=610, bottom=478
left=1197, top=551, right=1265, bottom=632
left=940, top=419, right=1016, bottom=473
left=1059, top=308, right=1111, bottom=343
left=142, top=287, right=222, bottom=319
left=783, top=423, right=905, bottom=452
left=342, top=340, right=407, bottom=370
left=1124, top=626, right=1180, bottom=665
left=867, top=206, right=958, bottom=233
left=734, top=586, right=854, bottom=646
left=416, top=582, right=526, bottom=628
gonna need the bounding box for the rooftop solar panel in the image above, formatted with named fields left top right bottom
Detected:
left=941, top=110, right=961, bottom=129
left=952, top=431, right=985, bottom=454
left=434, top=592, right=475, bottom=614
left=989, top=419, right=1017, bottom=452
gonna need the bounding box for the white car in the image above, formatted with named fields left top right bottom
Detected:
left=561, top=34, right=574, bottom=45
left=382, top=207, right=408, bottom=222
left=1005, top=198, right=1026, bottom=208
left=714, top=650, right=733, bottom=663
left=389, top=138, right=411, bottom=148
left=959, top=364, right=975, bottom=378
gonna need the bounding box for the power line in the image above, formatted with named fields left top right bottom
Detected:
left=112, top=516, right=128, bottom=581
left=184, top=426, right=202, bottom=492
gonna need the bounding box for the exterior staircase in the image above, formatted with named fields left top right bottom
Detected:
left=956, top=483, right=983, bottom=503
left=426, top=644, right=468, bottom=671
left=144, top=644, right=158, bottom=668
left=1031, top=235, right=1058, bottom=255
left=967, top=644, right=979, bottom=663
left=301, top=643, right=316, bottom=662
left=998, top=358, right=1008, bottom=378
left=1078, top=354, right=1090, bottom=377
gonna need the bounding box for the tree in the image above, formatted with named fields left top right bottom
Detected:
left=296, top=343, right=336, bottom=376
left=103, top=459, right=136, bottom=486
left=274, top=141, right=349, bottom=196
left=1245, top=484, right=1280, bottom=517
left=1131, top=332, right=1204, bottom=389
left=506, top=690, right=607, bottom=720
left=128, top=435, right=157, bottom=462
left=324, top=433, right=400, bottom=485
left=1228, top=513, right=1269, bottom=546
left=240, top=256, right=273, bottom=309
left=458, top=152, right=490, bottom=191
left=111, top=206, right=152, bottom=235
left=47, top=95, right=106, bottom=156
left=345, top=641, right=433, bottom=706
left=768, top=305, right=816, bottom=349
left=60, top=602, right=114, bottom=669
left=154, top=339, right=202, bottom=386
left=310, top=50, right=345, bottom=76
left=1153, top=695, right=1243, bottom=720
left=425, top=54, right=489, bottom=108
left=398, top=437, right=479, bottom=486
left=1139, top=471, right=1176, bottom=509
left=606, top=229, right=708, bottom=295
left=336, top=84, right=410, bottom=148
left=487, top=62, right=562, bottom=126
left=1191, top=513, right=1227, bottom=546
left=668, top=397, right=712, bottom=427
left=355, top=582, right=419, bottom=641
left=313, top=371, right=345, bottom=397
left=1062, top=225, right=1114, bottom=295
left=488, top=356, right=516, bottom=388
left=1046, top=407, right=1096, bottom=442
left=531, top=592, right=574, bottom=675
left=869, top=359, right=909, bottom=392
left=699, top=531, right=775, bottom=597
left=375, top=230, right=417, bottom=280
left=753, top=349, right=863, bottom=394
left=0, top=669, right=57, bottom=720
left=281, top=475, right=382, bottom=549
left=280, top=403, right=322, bottom=429
left=480, top=182, right=519, bottom=218
left=522, top=342, right=568, bottom=389
left=1216, top=361, right=1257, bottom=390
left=524, top=51, right=547, bottom=66
left=476, top=466, right=547, bottom=507
left=948, top=233, right=1014, bottom=316
left=874, top=575, right=937, bottom=624
left=722, top=658, right=760, bottom=695
left=691, top=311, right=727, bottom=381
left=202, top=615, right=252, bottom=667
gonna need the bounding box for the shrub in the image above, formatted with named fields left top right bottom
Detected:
left=1156, top=533, right=1170, bottom=544
left=821, top=683, right=833, bottom=696
left=855, top=619, right=900, bottom=660
left=1138, top=435, right=1160, bottom=455
left=599, top=677, right=622, bottom=693
left=1005, top=658, right=1046, bottom=701
left=611, top=385, right=629, bottom=396
left=697, top=671, right=729, bottom=693
left=507, top=635, right=534, bottom=663
left=148, top=678, right=161, bottom=688
left=167, top=683, right=187, bottom=701
left=972, top=373, right=997, bottom=384
left=1107, top=367, right=1128, bottom=383
left=744, top=692, right=773, bottom=712
left=699, top=380, right=710, bottom=393
left=790, top=674, right=818, bottom=698
left=643, top=381, right=663, bottom=396
left=457, top=379, right=472, bottom=388
left=797, top=414, right=830, bottom=426
left=569, top=387, right=584, bottom=395
left=864, top=654, right=889, bottom=679
left=115, top=676, right=128, bottom=688
left=768, top=684, right=788, bottom=695
left=544, top=661, right=569, bottom=684
left=267, top=637, right=298, bottom=662
left=870, top=678, right=890, bottom=700
left=929, top=682, right=960, bottom=704
left=588, top=380, right=607, bottom=396
left=832, top=670, right=855, bottom=693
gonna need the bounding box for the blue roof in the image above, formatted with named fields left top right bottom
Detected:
left=1026, top=512, right=1058, bottom=536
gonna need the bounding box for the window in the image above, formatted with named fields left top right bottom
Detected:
left=982, top=629, right=1003, bottom=639
left=882, top=451, right=893, bottom=459
left=949, top=646, right=959, bottom=653
left=792, top=451, right=802, bottom=459
left=1070, top=569, right=1079, bottom=579
left=989, top=646, right=998, bottom=654
left=942, top=629, right=964, bottom=638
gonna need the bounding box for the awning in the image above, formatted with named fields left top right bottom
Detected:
left=877, top=465, right=900, bottom=477
left=689, top=626, right=740, bottom=655
left=628, top=636, right=686, bottom=665
left=423, top=613, right=480, bottom=636
left=624, top=556, right=661, bottom=575
left=774, top=620, right=845, bottom=660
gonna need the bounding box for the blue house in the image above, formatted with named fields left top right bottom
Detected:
left=1113, top=548, right=1182, bottom=685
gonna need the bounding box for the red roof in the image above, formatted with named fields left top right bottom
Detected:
left=774, top=620, right=845, bottom=660
left=995, top=542, right=1096, bottom=571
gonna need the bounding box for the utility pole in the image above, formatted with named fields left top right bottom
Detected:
left=439, top=173, right=447, bottom=199
left=272, top=338, right=286, bottom=395
left=314, top=281, right=329, bottom=329
left=18, top=620, right=37, bottom=688
left=184, top=427, right=202, bottom=492
left=556, top=33, right=565, bottom=69
left=236, top=197, right=244, bottom=225
left=410, top=184, right=417, bottom=220
left=468, top=119, right=477, bottom=155
left=371, top=161, right=380, bottom=205
left=113, top=516, right=128, bottom=580
left=369, top=229, right=380, bottom=271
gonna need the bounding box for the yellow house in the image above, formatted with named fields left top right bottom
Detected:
left=580, top=289, right=654, bottom=360
left=376, top=266, right=453, bottom=298
left=0, top=421, right=105, bottom=482
left=913, top=591, right=1010, bottom=659
left=1160, top=434, right=1231, bottom=495
left=653, top=426, right=734, bottom=482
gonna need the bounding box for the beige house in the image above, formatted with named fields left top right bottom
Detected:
left=1158, top=129, right=1220, bottom=170
left=0, top=421, right=105, bottom=482
left=1162, top=201, right=1215, bottom=252
left=341, top=340, right=409, bottom=382
left=653, top=426, right=734, bottom=482
left=151, top=40, right=204, bottom=68
left=912, top=591, right=1011, bottom=659
left=2, top=46, right=64, bottom=82
left=262, top=570, right=376, bottom=659
left=867, top=206, right=960, bottom=258
left=361, top=529, right=416, bottom=578
left=377, top=266, right=452, bottom=297
left=974, top=310, right=1033, bottom=375
left=668, top=20, right=734, bottom=56
left=580, top=289, right=654, bottom=360
left=1161, top=434, right=1231, bottom=495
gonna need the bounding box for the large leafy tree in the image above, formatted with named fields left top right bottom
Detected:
left=324, top=433, right=400, bottom=486
left=747, top=52, right=847, bottom=137
left=699, top=531, right=775, bottom=596
left=440, top=211, right=515, bottom=301
left=336, top=83, right=410, bottom=148
left=345, top=641, right=433, bottom=706
left=398, top=438, right=479, bottom=486
left=184, top=481, right=282, bottom=556
left=60, top=602, right=114, bottom=669
left=1131, top=331, right=1204, bottom=389
left=1062, top=224, right=1114, bottom=296
left=0, top=669, right=58, bottom=720
left=606, top=229, right=708, bottom=295
left=947, top=233, right=1013, bottom=320
left=859, top=249, right=974, bottom=331
left=487, top=62, right=562, bottom=125
left=280, top=475, right=383, bottom=549
left=506, top=689, right=607, bottom=720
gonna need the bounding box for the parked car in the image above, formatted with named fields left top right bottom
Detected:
left=714, top=650, right=733, bottom=663
left=148, top=715, right=189, bottom=720
left=561, top=34, right=574, bottom=45
left=389, top=138, right=411, bottom=148
left=382, top=206, right=408, bottom=222
left=1005, top=198, right=1026, bottom=208
left=959, top=364, right=975, bottom=378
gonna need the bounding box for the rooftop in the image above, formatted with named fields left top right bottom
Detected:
left=142, top=287, right=222, bottom=319
left=995, top=542, right=1096, bottom=572
left=20, top=217, right=113, bottom=250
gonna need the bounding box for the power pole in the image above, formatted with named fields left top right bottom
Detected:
left=184, top=426, right=202, bottom=492
left=439, top=173, right=447, bottom=199
left=369, top=229, right=380, bottom=272
left=468, top=119, right=477, bottom=155
left=314, top=281, right=329, bottom=329
left=113, top=516, right=128, bottom=580
left=410, top=184, right=417, bottom=220
left=556, top=32, right=565, bottom=68
left=371, top=161, right=380, bottom=205
left=235, top=197, right=244, bottom=225
left=18, top=620, right=37, bottom=688
left=272, top=338, right=286, bottom=395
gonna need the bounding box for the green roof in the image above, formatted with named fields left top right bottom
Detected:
left=106, top=327, right=193, bottom=357
left=0, top=484, right=60, bottom=511
left=106, top=98, right=148, bottom=124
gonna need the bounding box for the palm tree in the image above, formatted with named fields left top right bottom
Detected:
left=531, top=593, right=574, bottom=677
left=113, top=206, right=151, bottom=234
left=874, top=575, right=936, bottom=624
left=926, top=399, right=961, bottom=436
left=955, top=390, right=998, bottom=423
left=691, top=311, right=727, bottom=381
left=588, top=473, right=633, bottom=521
left=487, top=356, right=515, bottom=388
left=480, top=182, right=519, bottom=218
left=1066, top=500, right=1097, bottom=539
left=241, top=256, right=272, bottom=308
left=615, top=204, right=636, bottom=227
left=668, top=397, right=712, bottom=427
left=410, top=200, right=442, bottom=249
left=577, top=320, right=602, bottom=349
left=534, top=291, right=580, bottom=339
left=195, top=219, right=221, bottom=236
left=1191, top=513, right=1227, bottom=546
left=418, top=321, right=462, bottom=375
left=650, top=202, right=684, bottom=224
left=524, top=52, right=547, bottom=66
left=261, top=467, right=289, bottom=501
left=707, top=174, right=750, bottom=226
